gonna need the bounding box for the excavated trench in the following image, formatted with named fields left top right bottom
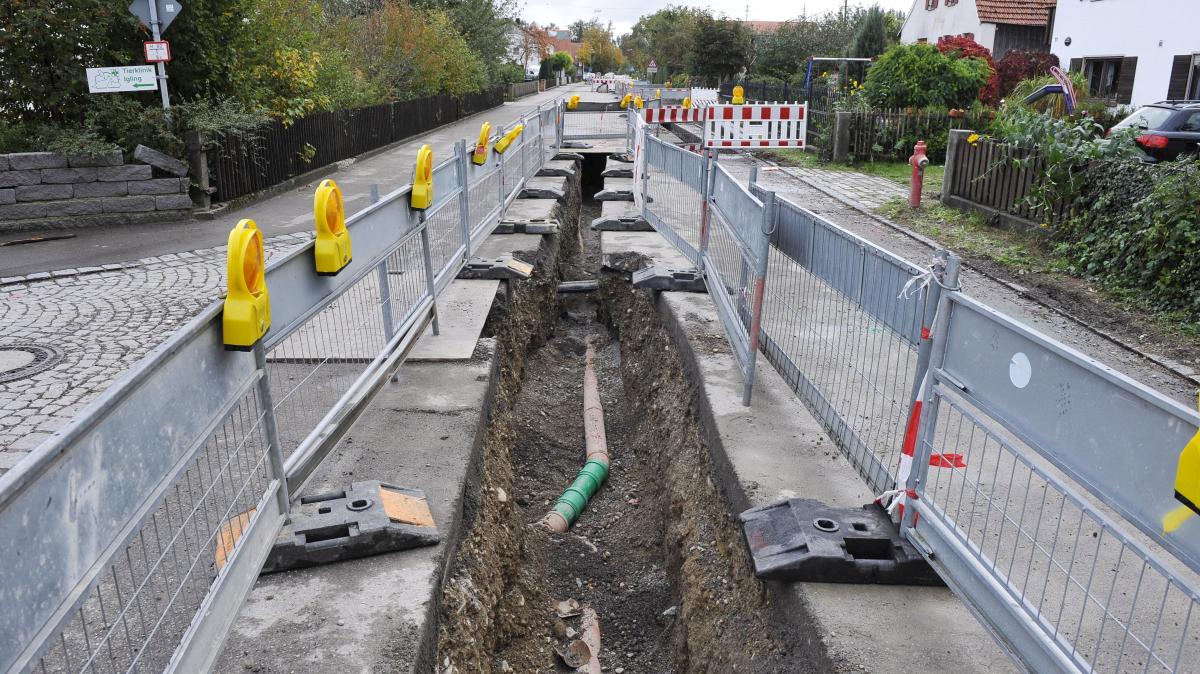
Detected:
left=436, top=159, right=808, bottom=673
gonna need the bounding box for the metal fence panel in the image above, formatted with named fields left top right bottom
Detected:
left=0, top=98, right=562, bottom=673
left=562, top=110, right=628, bottom=140
left=756, top=194, right=934, bottom=495
left=642, top=136, right=705, bottom=265
left=938, top=294, right=1200, bottom=574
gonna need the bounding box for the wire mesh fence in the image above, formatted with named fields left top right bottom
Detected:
left=626, top=121, right=1200, bottom=672
left=562, top=109, right=629, bottom=140
left=642, top=136, right=705, bottom=265
left=2, top=99, right=560, bottom=674
left=756, top=196, right=933, bottom=495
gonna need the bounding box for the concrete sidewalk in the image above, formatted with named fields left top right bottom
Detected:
left=0, top=84, right=585, bottom=277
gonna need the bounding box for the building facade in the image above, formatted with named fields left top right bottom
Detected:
left=900, top=0, right=1055, bottom=60
left=1052, top=0, right=1200, bottom=106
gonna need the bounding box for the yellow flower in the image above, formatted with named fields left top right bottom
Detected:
left=967, top=133, right=981, bottom=145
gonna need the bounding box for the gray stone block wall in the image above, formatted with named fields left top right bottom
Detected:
left=0, top=149, right=193, bottom=231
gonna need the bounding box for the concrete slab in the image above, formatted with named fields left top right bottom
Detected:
left=475, top=232, right=543, bottom=260
left=595, top=177, right=634, bottom=201
left=216, top=343, right=496, bottom=674
left=409, top=280, right=500, bottom=361
left=600, top=230, right=692, bottom=272
left=536, top=160, right=579, bottom=178
left=591, top=200, right=651, bottom=231
left=601, top=156, right=633, bottom=178
left=648, top=289, right=1015, bottom=674
left=501, top=197, right=561, bottom=223
left=519, top=175, right=567, bottom=200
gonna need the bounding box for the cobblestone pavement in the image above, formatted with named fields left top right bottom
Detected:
left=0, top=233, right=312, bottom=473
left=771, top=164, right=907, bottom=209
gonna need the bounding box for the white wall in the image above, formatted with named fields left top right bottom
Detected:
left=1052, top=0, right=1200, bottom=107
left=900, top=0, right=997, bottom=51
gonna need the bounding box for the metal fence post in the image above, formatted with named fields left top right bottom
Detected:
left=498, top=143, right=506, bottom=202
left=252, top=343, right=291, bottom=514
left=900, top=254, right=961, bottom=532
left=520, top=125, right=528, bottom=180
left=454, top=139, right=471, bottom=261
left=555, top=101, right=565, bottom=150
left=418, top=213, right=441, bottom=336
left=698, top=149, right=716, bottom=272
left=742, top=189, right=776, bottom=406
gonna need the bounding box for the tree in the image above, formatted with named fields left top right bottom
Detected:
left=687, top=14, right=751, bottom=82
left=515, top=24, right=552, bottom=72
left=569, top=20, right=588, bottom=42
left=863, top=43, right=990, bottom=109
left=0, top=0, right=253, bottom=124
left=412, top=0, right=518, bottom=84
left=847, top=6, right=890, bottom=59
left=621, top=6, right=704, bottom=79
left=752, top=11, right=857, bottom=81
left=937, top=35, right=998, bottom=105
left=996, top=50, right=1060, bottom=99
left=550, top=51, right=573, bottom=73
left=578, top=26, right=623, bottom=74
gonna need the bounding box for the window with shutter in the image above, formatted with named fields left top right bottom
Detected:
left=1167, top=55, right=1191, bottom=100
left=1115, top=56, right=1137, bottom=104
left=1069, top=58, right=1082, bottom=73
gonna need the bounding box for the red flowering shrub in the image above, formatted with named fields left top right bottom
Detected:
left=996, top=50, right=1060, bottom=99
left=937, top=35, right=998, bottom=105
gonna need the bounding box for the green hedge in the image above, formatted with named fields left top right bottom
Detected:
left=1055, top=158, right=1200, bottom=318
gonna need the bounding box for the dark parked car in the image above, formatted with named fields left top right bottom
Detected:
left=1110, top=101, right=1200, bottom=162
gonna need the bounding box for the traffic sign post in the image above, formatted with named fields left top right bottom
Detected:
left=86, top=66, right=159, bottom=93
left=144, top=41, right=171, bottom=63
left=127, top=0, right=184, bottom=118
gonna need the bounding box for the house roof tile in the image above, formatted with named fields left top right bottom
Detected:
left=976, top=0, right=1056, bottom=27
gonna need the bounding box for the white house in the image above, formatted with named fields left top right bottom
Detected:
left=1052, top=0, right=1200, bottom=107
left=900, top=0, right=1056, bottom=60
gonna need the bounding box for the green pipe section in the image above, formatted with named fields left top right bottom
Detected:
left=551, top=459, right=609, bottom=525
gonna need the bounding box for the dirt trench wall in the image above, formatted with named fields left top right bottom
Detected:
left=435, top=168, right=581, bottom=673
left=600, top=276, right=817, bottom=674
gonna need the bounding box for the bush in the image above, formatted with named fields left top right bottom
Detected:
left=1055, top=158, right=1200, bottom=318
left=996, top=51, right=1059, bottom=99
left=991, top=105, right=1141, bottom=214
left=863, top=43, right=990, bottom=110
left=937, top=35, right=998, bottom=105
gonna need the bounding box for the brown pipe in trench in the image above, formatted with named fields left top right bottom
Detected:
left=538, top=339, right=610, bottom=533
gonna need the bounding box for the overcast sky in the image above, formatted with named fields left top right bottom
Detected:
left=521, top=0, right=914, bottom=38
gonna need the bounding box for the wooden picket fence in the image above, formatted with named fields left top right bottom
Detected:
left=943, top=133, right=1072, bottom=227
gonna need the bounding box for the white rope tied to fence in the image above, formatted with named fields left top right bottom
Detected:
left=897, top=256, right=961, bottom=301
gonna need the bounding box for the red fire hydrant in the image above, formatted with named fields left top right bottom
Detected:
left=909, top=140, right=929, bottom=209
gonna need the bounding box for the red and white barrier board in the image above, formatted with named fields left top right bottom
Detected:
left=642, top=106, right=705, bottom=124
left=703, top=104, right=807, bottom=148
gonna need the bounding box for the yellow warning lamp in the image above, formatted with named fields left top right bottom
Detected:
left=567, top=95, right=580, bottom=110
left=1175, top=397, right=1200, bottom=516
left=634, top=95, right=644, bottom=109
left=619, top=94, right=632, bottom=109
left=732, top=85, right=745, bottom=105
left=313, top=179, right=351, bottom=276
left=682, top=97, right=691, bottom=109
left=473, top=122, right=492, bottom=165
left=410, top=145, right=433, bottom=210
left=665, top=80, right=672, bottom=88
left=494, top=124, right=524, bottom=154
left=654, top=89, right=661, bottom=99
left=222, top=219, right=270, bottom=350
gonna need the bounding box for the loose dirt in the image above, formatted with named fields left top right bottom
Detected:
left=437, top=190, right=808, bottom=673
